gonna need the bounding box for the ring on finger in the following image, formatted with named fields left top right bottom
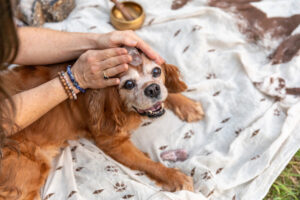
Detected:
left=103, top=71, right=109, bottom=80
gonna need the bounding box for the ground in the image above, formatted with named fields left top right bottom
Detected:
left=265, top=150, right=300, bottom=200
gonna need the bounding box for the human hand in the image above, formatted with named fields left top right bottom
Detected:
left=95, top=30, right=164, bottom=65
left=71, top=48, right=131, bottom=89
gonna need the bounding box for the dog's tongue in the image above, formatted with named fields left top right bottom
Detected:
left=138, top=102, right=161, bottom=113
left=124, top=46, right=142, bottom=66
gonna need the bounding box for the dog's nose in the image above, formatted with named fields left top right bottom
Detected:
left=144, top=83, right=161, bottom=98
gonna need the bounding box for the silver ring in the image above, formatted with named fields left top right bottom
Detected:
left=103, top=71, right=109, bottom=80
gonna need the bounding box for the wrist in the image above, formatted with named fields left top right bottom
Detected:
left=89, top=33, right=104, bottom=49
left=64, top=72, right=80, bottom=94
left=67, top=65, right=86, bottom=92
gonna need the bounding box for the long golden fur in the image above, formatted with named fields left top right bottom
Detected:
left=0, top=60, right=204, bottom=200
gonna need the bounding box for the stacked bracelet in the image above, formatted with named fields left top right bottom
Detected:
left=58, top=71, right=77, bottom=100
left=66, top=65, right=86, bottom=93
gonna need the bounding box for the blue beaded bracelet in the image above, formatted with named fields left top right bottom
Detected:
left=66, top=65, right=86, bottom=93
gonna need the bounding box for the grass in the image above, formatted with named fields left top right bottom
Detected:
left=265, top=150, right=300, bottom=200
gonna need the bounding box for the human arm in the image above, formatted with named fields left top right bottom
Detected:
left=15, top=27, right=164, bottom=65
left=3, top=48, right=130, bottom=135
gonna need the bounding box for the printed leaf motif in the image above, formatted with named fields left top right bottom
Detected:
left=274, top=108, right=280, bottom=116
left=174, top=29, right=181, bottom=37
left=142, top=122, right=152, bottom=126
left=76, top=167, right=84, bottom=172
left=183, top=45, right=190, bottom=53
left=186, top=88, right=196, bottom=92
left=251, top=129, right=260, bottom=137
left=235, top=128, right=242, bottom=136
left=123, top=194, right=134, bottom=199
left=216, top=168, right=223, bottom=174
left=135, top=172, right=145, bottom=176
left=72, top=16, right=82, bottom=20
left=207, top=189, right=215, bottom=197
left=171, top=0, right=190, bottom=10
left=71, top=146, right=77, bottom=152
left=56, top=166, right=63, bottom=170
left=78, top=5, right=100, bottom=11
left=93, top=189, right=104, bottom=194
left=105, top=165, right=118, bottom=173
left=67, top=191, right=77, bottom=198
left=213, top=91, right=221, bottom=96
left=44, top=193, right=54, bottom=200
left=206, top=73, right=216, bottom=79
left=232, top=195, right=236, bottom=200
left=190, top=167, right=196, bottom=176
left=202, top=171, right=212, bottom=180
left=184, top=130, right=195, bottom=139
left=114, top=182, right=127, bottom=192
left=260, top=98, right=266, bottom=102
left=159, top=145, right=168, bottom=150
left=148, top=18, right=155, bottom=25
left=215, top=127, right=222, bottom=132
left=251, top=155, right=260, bottom=160
left=89, top=26, right=97, bottom=30
left=221, top=118, right=230, bottom=123
left=208, top=49, right=216, bottom=52
left=192, top=25, right=202, bottom=32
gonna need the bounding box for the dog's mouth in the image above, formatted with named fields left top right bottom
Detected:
left=133, top=102, right=165, bottom=118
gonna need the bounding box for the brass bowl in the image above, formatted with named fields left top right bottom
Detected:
left=110, top=1, right=145, bottom=30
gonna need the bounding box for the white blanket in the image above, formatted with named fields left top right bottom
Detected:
left=37, top=0, right=300, bottom=199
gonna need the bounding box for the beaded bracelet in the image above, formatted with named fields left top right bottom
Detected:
left=66, top=65, right=86, bottom=93
left=58, top=72, right=72, bottom=99
left=58, top=71, right=77, bottom=100
left=61, top=71, right=77, bottom=100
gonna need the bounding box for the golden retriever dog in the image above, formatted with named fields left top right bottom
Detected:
left=0, top=51, right=204, bottom=200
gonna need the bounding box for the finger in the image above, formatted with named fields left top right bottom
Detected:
left=127, top=35, right=165, bottom=64
left=104, top=64, right=128, bottom=77
left=104, top=78, right=120, bottom=86
left=101, top=55, right=132, bottom=70
left=90, top=48, right=128, bottom=62
left=110, top=31, right=164, bottom=64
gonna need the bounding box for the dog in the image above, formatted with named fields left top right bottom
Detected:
left=0, top=52, right=204, bottom=200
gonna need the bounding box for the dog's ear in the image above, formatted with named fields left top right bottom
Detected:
left=161, top=63, right=187, bottom=93
left=87, top=87, right=127, bottom=135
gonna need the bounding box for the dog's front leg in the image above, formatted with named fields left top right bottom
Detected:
left=95, top=134, right=194, bottom=192
left=166, top=93, right=204, bottom=122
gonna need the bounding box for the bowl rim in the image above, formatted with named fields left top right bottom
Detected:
left=110, top=1, right=145, bottom=24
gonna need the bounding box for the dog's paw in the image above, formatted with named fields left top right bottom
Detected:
left=173, top=100, right=204, bottom=122
left=160, top=168, right=194, bottom=192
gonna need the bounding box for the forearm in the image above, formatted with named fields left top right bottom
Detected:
left=3, top=77, right=79, bottom=135
left=14, top=27, right=99, bottom=65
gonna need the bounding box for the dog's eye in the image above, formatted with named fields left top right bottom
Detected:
left=123, top=80, right=136, bottom=90
left=152, top=67, right=161, bottom=78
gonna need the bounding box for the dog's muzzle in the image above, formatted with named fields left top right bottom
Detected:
left=133, top=102, right=165, bottom=118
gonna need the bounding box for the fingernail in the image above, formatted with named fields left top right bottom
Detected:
left=129, top=40, right=137, bottom=46
left=122, top=48, right=127, bottom=54
left=155, top=57, right=164, bottom=65
left=128, top=55, right=132, bottom=61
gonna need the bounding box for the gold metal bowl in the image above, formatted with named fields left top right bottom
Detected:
left=110, top=1, right=145, bottom=30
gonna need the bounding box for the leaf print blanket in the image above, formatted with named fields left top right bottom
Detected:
left=22, top=0, right=299, bottom=199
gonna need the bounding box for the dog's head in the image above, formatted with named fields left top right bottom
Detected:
left=86, top=49, right=187, bottom=134
left=118, top=54, right=175, bottom=118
